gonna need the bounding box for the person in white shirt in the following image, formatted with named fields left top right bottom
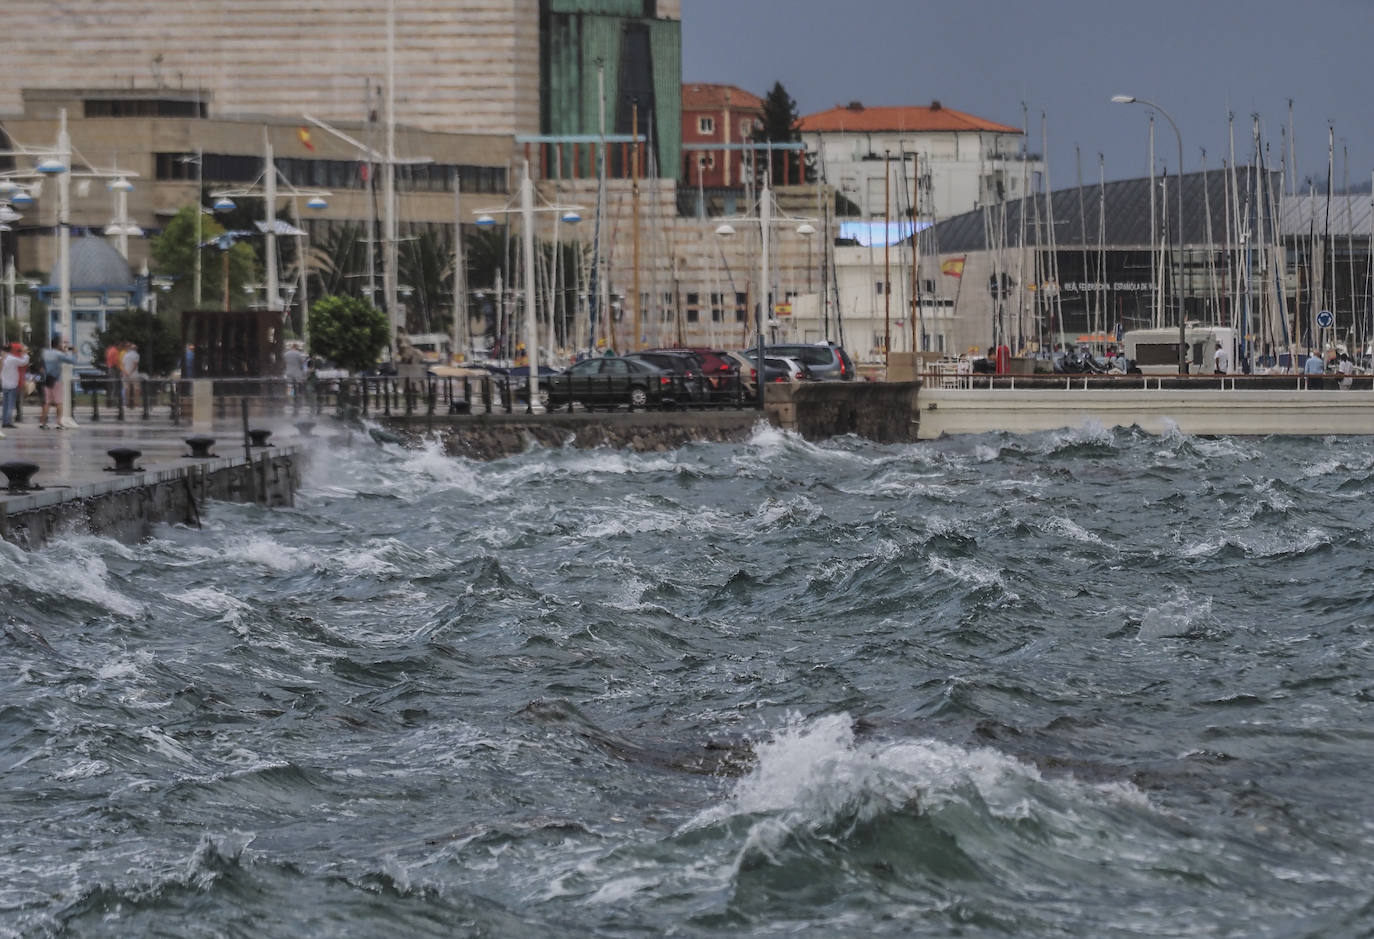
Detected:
left=1, top=341, right=30, bottom=427
left=1213, top=342, right=1230, bottom=375
left=121, top=342, right=141, bottom=408
left=1337, top=352, right=1355, bottom=390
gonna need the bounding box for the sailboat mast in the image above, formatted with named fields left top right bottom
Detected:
left=452, top=172, right=466, bottom=362
left=1075, top=145, right=1089, bottom=338
left=883, top=150, right=891, bottom=366
left=383, top=0, right=399, bottom=357
left=630, top=103, right=641, bottom=353
left=1097, top=154, right=1106, bottom=338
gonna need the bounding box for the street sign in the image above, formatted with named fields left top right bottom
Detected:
left=1317, top=309, right=1334, bottom=328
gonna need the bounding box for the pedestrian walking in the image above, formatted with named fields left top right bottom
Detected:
left=38, top=336, right=78, bottom=429
left=2, top=341, right=30, bottom=427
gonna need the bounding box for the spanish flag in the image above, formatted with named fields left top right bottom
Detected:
left=941, top=256, right=966, bottom=278
left=297, top=127, right=315, bottom=152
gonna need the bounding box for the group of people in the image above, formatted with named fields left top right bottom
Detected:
left=0, top=336, right=79, bottom=430
left=103, top=340, right=143, bottom=407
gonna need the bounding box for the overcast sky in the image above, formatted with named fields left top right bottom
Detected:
left=682, top=0, right=1374, bottom=192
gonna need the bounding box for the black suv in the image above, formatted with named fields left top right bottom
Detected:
left=626, top=351, right=710, bottom=402
left=762, top=342, right=856, bottom=381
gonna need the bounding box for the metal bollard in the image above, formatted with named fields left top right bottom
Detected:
left=141, top=379, right=151, bottom=420
left=0, top=461, right=41, bottom=491
left=105, top=448, right=143, bottom=474
left=184, top=436, right=216, bottom=458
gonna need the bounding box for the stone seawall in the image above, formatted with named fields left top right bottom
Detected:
left=763, top=382, right=922, bottom=443
left=380, top=411, right=766, bottom=460
left=0, top=448, right=302, bottom=549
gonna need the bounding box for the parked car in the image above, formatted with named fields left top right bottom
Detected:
left=541, top=355, right=674, bottom=410
left=762, top=342, right=856, bottom=381
left=725, top=351, right=809, bottom=393
left=641, top=347, right=737, bottom=390
left=625, top=350, right=710, bottom=402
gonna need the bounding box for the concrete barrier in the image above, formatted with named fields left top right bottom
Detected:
left=764, top=382, right=922, bottom=443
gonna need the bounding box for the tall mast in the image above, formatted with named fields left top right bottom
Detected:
left=1096, top=154, right=1106, bottom=338
left=1075, top=145, right=1089, bottom=337
left=383, top=0, right=399, bottom=357
left=630, top=102, right=641, bottom=352
left=365, top=79, right=377, bottom=311
left=452, top=171, right=466, bottom=361
left=1148, top=116, right=1159, bottom=327
left=1040, top=113, right=1061, bottom=346
left=883, top=150, right=891, bottom=366
left=264, top=127, right=278, bottom=312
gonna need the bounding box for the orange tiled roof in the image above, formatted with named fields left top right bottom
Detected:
left=682, top=83, right=764, bottom=111
left=798, top=101, right=1020, bottom=135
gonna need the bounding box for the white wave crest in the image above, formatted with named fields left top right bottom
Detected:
left=926, top=555, right=1018, bottom=599
left=685, top=713, right=1143, bottom=838
left=1138, top=592, right=1212, bottom=639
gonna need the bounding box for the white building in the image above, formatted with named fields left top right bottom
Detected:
left=799, top=100, right=1041, bottom=222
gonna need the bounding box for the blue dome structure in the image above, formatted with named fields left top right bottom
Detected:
left=38, top=235, right=142, bottom=358
left=45, top=235, right=136, bottom=291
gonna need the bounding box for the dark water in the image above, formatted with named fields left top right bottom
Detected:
left=4, top=422, right=1374, bottom=937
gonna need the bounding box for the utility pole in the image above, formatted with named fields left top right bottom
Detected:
left=630, top=101, right=641, bottom=353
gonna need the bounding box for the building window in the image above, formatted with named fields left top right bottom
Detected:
left=711, top=292, right=724, bottom=322
left=698, top=116, right=715, bottom=134
left=875, top=281, right=886, bottom=295
left=735, top=291, right=748, bottom=322
left=741, top=119, right=755, bottom=137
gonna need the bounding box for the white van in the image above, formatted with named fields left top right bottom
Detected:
left=407, top=333, right=452, bottom=365
left=1122, top=325, right=1237, bottom=376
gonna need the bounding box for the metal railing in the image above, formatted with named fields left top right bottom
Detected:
left=64, top=371, right=761, bottom=425
left=920, top=370, right=1374, bottom=392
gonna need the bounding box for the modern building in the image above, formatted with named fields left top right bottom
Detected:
left=798, top=100, right=1039, bottom=222
left=537, top=0, right=683, bottom=181
left=680, top=84, right=763, bottom=189
left=810, top=168, right=1374, bottom=366
left=0, top=87, right=514, bottom=283
left=0, top=0, right=541, bottom=138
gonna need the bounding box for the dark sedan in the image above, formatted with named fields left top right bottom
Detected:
left=541, top=356, right=674, bottom=410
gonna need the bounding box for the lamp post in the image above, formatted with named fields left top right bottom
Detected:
left=177, top=149, right=204, bottom=306
left=473, top=160, right=582, bottom=407
left=1112, top=94, right=1186, bottom=374
left=713, top=166, right=816, bottom=408
left=210, top=132, right=329, bottom=327
left=0, top=108, right=141, bottom=426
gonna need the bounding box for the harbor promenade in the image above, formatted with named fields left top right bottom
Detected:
left=0, top=413, right=311, bottom=547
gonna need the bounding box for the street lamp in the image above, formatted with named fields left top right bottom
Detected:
left=1112, top=94, right=1187, bottom=374
left=713, top=168, right=816, bottom=408
left=471, top=160, right=582, bottom=408
left=0, top=108, right=139, bottom=426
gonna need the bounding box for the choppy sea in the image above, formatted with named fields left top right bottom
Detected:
left=4, top=422, right=1374, bottom=937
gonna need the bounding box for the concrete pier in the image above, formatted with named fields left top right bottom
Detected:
left=0, top=419, right=305, bottom=549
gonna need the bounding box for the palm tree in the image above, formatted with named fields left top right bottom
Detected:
left=309, top=223, right=369, bottom=300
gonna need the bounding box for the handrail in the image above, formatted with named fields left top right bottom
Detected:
left=915, top=370, right=1373, bottom=392
left=64, top=370, right=762, bottom=424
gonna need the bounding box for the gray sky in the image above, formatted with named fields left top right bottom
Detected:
left=682, top=0, right=1374, bottom=192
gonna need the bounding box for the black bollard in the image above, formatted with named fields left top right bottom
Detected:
left=105, top=448, right=143, bottom=474
left=0, top=461, right=40, bottom=492
left=247, top=429, right=273, bottom=448
left=184, top=436, right=216, bottom=458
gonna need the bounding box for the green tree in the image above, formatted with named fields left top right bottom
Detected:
left=308, top=294, right=388, bottom=373
left=95, top=309, right=180, bottom=376
left=150, top=204, right=257, bottom=315
left=751, top=81, right=812, bottom=186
